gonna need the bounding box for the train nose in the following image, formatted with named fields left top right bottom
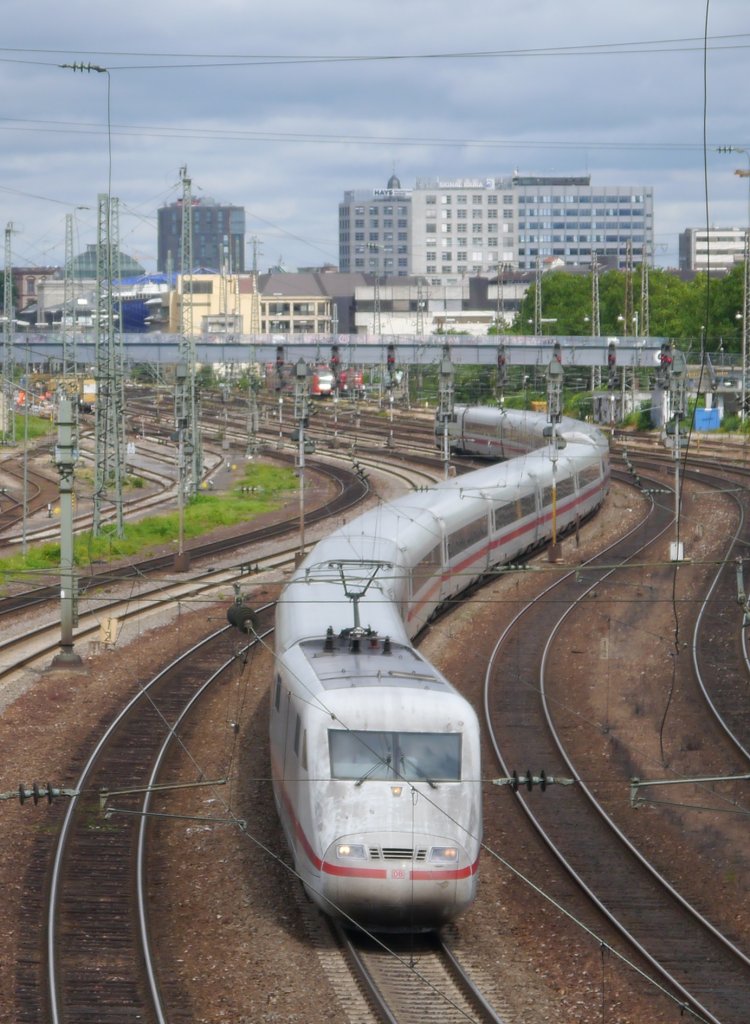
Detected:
left=319, top=833, right=477, bottom=931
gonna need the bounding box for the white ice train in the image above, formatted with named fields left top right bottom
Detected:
left=271, top=407, right=609, bottom=931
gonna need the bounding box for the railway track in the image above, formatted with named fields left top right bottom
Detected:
left=485, top=459, right=750, bottom=1022
left=16, top=408, right=750, bottom=1021
left=0, top=457, right=57, bottom=534
left=0, top=454, right=368, bottom=617
left=8, top=440, right=452, bottom=1022
left=24, top=616, right=271, bottom=1024
left=0, top=450, right=441, bottom=678
left=335, top=927, right=505, bottom=1024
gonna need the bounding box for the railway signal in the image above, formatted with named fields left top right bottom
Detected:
left=275, top=345, right=285, bottom=391
left=658, top=342, right=673, bottom=385
left=330, top=344, right=340, bottom=382
left=607, top=340, right=619, bottom=389
left=385, top=344, right=396, bottom=388
left=496, top=345, right=507, bottom=389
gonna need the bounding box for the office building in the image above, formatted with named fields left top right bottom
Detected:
left=157, top=196, right=246, bottom=274
left=340, top=174, right=653, bottom=285
left=678, top=226, right=747, bottom=272
left=338, top=174, right=412, bottom=278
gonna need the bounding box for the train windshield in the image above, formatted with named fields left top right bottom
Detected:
left=329, top=730, right=461, bottom=783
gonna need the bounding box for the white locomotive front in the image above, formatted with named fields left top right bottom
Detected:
left=271, top=630, right=481, bottom=930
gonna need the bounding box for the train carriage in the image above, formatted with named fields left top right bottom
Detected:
left=270, top=407, right=609, bottom=931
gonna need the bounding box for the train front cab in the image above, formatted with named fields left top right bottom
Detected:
left=316, top=715, right=481, bottom=932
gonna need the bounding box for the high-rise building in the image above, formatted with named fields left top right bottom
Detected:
left=339, top=174, right=653, bottom=285
left=678, top=226, right=747, bottom=272
left=338, top=174, right=412, bottom=278
left=157, top=196, right=246, bottom=273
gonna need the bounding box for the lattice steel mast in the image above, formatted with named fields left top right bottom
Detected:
left=3, top=223, right=14, bottom=442
left=591, top=250, right=601, bottom=337
left=623, top=240, right=634, bottom=336
left=249, top=236, right=261, bottom=335
left=640, top=243, right=650, bottom=338
left=533, top=257, right=542, bottom=336
left=93, top=193, right=125, bottom=537
left=62, top=213, right=77, bottom=384
left=176, top=166, right=202, bottom=496
left=743, top=231, right=750, bottom=417
left=590, top=251, right=601, bottom=390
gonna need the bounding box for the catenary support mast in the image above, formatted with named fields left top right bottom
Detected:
left=93, top=193, right=125, bottom=538
left=176, top=165, right=202, bottom=496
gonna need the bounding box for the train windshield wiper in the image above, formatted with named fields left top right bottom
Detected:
left=400, top=755, right=438, bottom=789
left=355, top=754, right=391, bottom=787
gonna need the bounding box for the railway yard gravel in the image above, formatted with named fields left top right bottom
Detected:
left=0, top=461, right=747, bottom=1022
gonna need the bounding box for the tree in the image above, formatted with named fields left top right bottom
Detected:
left=511, top=263, right=748, bottom=349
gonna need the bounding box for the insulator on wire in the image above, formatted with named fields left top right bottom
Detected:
left=18, top=782, right=55, bottom=805
left=227, top=604, right=258, bottom=634
left=493, top=770, right=572, bottom=791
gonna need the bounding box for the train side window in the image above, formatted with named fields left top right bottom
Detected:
left=274, top=674, right=282, bottom=711
left=493, top=501, right=515, bottom=531
left=542, top=477, right=575, bottom=506
left=557, top=476, right=575, bottom=499
left=413, top=542, right=442, bottom=585
left=518, top=491, right=536, bottom=518
left=301, top=730, right=308, bottom=771
left=446, top=514, right=487, bottom=559
left=578, top=463, right=601, bottom=487
left=294, top=713, right=301, bottom=757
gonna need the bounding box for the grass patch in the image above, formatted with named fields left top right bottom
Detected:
left=0, top=461, right=297, bottom=580
left=1, top=412, right=56, bottom=444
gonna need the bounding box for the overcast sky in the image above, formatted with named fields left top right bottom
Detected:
left=0, top=1, right=747, bottom=275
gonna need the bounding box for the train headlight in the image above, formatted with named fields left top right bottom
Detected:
left=429, top=846, right=458, bottom=864
left=336, top=843, right=367, bottom=860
